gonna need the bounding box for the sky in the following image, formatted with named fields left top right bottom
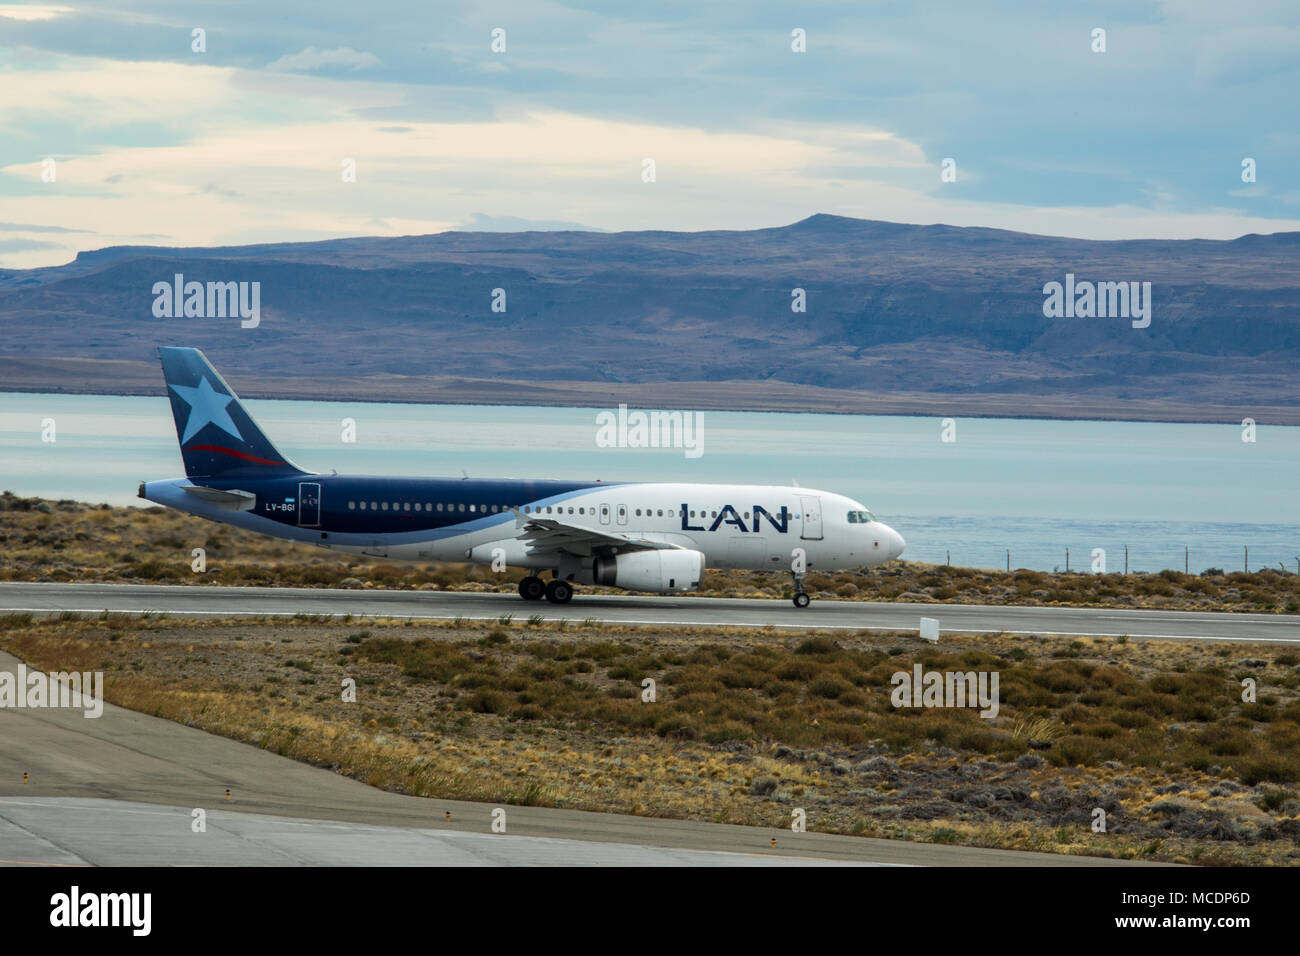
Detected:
left=0, top=0, right=1297, bottom=268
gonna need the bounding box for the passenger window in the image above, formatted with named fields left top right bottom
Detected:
left=348, top=501, right=355, bottom=510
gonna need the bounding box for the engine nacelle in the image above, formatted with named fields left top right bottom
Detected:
left=592, top=549, right=704, bottom=594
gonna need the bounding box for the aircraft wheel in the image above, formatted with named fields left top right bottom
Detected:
left=518, top=576, right=546, bottom=601
left=545, top=580, right=574, bottom=604
left=792, top=591, right=811, bottom=609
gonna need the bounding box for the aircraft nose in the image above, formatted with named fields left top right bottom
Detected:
left=884, top=525, right=905, bottom=560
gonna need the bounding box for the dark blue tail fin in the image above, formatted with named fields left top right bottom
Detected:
left=158, top=347, right=306, bottom=480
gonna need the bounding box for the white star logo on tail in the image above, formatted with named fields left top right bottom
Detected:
left=169, top=376, right=244, bottom=445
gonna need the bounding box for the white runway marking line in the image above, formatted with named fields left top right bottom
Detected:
left=2, top=606, right=1297, bottom=642
left=0, top=859, right=87, bottom=867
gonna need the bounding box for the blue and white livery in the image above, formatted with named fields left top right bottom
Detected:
left=139, top=348, right=905, bottom=607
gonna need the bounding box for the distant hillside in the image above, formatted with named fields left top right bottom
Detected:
left=1, top=215, right=1297, bottom=422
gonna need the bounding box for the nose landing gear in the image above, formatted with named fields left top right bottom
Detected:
left=791, top=571, right=811, bottom=608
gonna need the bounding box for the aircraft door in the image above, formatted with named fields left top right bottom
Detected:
left=599, top=503, right=611, bottom=525
left=798, top=495, right=822, bottom=540
left=298, top=482, right=321, bottom=527
left=616, top=503, right=628, bottom=526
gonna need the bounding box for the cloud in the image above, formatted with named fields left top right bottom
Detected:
left=460, top=214, right=606, bottom=232
left=0, top=4, right=72, bottom=20
left=1, top=4, right=1299, bottom=268
left=0, top=221, right=83, bottom=233
left=3, top=93, right=1298, bottom=271
left=0, top=238, right=63, bottom=251
left=267, top=47, right=381, bottom=74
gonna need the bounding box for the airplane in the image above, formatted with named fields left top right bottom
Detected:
left=138, top=347, right=906, bottom=608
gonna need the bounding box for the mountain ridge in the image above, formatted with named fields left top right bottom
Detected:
left=0, top=214, right=1296, bottom=418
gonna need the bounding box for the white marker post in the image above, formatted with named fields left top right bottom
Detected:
left=919, top=617, right=940, bottom=643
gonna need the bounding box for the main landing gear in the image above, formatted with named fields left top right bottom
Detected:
left=791, top=571, right=811, bottom=609
left=517, top=575, right=573, bottom=604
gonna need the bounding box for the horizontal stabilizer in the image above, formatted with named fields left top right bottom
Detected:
left=180, top=485, right=258, bottom=512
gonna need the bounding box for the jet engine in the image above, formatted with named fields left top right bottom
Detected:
left=592, top=549, right=704, bottom=593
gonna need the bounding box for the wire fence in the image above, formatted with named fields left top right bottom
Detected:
left=934, top=547, right=1299, bottom=575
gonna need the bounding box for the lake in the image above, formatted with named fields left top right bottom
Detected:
left=1, top=392, right=1296, bottom=574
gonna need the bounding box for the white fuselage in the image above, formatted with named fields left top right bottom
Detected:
left=328, top=483, right=905, bottom=575
left=142, top=478, right=905, bottom=587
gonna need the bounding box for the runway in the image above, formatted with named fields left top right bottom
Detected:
left=0, top=652, right=1152, bottom=866
left=0, top=581, right=1296, bottom=643
left=0, top=797, right=876, bottom=867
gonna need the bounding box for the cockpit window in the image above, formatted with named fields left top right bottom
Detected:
left=846, top=509, right=876, bottom=523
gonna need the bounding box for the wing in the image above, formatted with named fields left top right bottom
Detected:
left=510, top=510, right=679, bottom=558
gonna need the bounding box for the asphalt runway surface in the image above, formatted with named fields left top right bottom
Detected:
left=1, top=581, right=1295, bottom=643
left=0, top=650, right=1161, bottom=867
